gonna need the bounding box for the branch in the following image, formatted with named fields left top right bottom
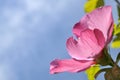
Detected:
left=115, top=0, right=120, bottom=7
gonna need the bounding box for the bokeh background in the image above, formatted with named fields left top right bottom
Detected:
left=0, top=0, right=120, bottom=80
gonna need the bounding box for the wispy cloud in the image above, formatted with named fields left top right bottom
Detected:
left=0, top=0, right=83, bottom=50
left=0, top=0, right=85, bottom=80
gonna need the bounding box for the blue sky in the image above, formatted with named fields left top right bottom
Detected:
left=0, top=0, right=120, bottom=80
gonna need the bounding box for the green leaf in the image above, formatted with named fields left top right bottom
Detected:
left=112, top=13, right=120, bottom=48
left=111, top=37, right=120, bottom=48
left=85, top=64, right=100, bottom=80
left=114, top=23, right=120, bottom=35
left=84, top=0, right=104, bottom=13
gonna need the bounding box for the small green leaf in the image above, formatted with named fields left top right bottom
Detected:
left=112, top=23, right=120, bottom=48
left=114, top=23, right=120, bottom=35
left=84, top=0, right=104, bottom=13
left=85, top=64, right=100, bottom=80
left=113, top=5, right=120, bottom=48
left=111, top=37, right=120, bottom=48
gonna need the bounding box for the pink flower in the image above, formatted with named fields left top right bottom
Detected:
left=50, top=6, right=114, bottom=74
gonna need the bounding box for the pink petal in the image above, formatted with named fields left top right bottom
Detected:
left=72, top=20, right=88, bottom=38
left=107, top=23, right=114, bottom=43
left=66, top=29, right=104, bottom=60
left=50, top=59, right=94, bottom=74
left=73, top=6, right=113, bottom=41
left=94, top=29, right=105, bottom=47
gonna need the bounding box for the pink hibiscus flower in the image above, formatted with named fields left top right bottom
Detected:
left=50, top=6, right=114, bottom=74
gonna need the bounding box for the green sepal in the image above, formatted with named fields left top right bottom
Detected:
left=95, top=48, right=114, bottom=66
left=95, top=68, right=111, bottom=79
